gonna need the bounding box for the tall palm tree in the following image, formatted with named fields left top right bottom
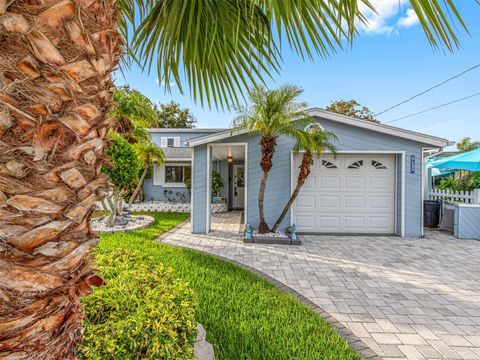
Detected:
left=0, top=0, right=470, bottom=358
left=128, top=141, right=165, bottom=206
left=233, top=85, right=315, bottom=233
left=272, top=126, right=337, bottom=232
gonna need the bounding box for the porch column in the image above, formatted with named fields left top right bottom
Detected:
left=192, top=144, right=208, bottom=233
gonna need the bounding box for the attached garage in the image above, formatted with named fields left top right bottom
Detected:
left=293, top=154, right=397, bottom=234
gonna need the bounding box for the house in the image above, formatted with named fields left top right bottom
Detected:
left=145, top=109, right=451, bottom=237
left=143, top=128, right=225, bottom=203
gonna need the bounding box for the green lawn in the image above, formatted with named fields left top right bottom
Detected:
left=97, top=212, right=361, bottom=360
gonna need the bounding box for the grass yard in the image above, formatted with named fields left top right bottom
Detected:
left=96, top=212, right=361, bottom=360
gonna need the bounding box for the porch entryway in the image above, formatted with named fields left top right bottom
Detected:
left=210, top=210, right=244, bottom=234
left=207, top=143, right=247, bottom=233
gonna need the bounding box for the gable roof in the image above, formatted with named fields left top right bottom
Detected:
left=187, top=108, right=452, bottom=148
left=148, top=128, right=226, bottom=133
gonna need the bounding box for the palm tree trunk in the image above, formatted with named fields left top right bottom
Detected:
left=257, top=170, right=270, bottom=233
left=0, top=1, right=120, bottom=358
left=129, top=166, right=148, bottom=206
left=272, top=152, right=313, bottom=232
left=257, top=135, right=276, bottom=233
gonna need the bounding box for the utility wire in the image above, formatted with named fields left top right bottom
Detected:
left=384, top=91, right=480, bottom=124
left=375, top=63, right=480, bottom=117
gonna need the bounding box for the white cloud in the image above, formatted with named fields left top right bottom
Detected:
left=397, top=8, right=419, bottom=28
left=156, top=78, right=177, bottom=87
left=358, top=0, right=419, bottom=35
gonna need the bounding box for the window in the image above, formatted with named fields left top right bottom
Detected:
left=372, top=160, right=387, bottom=169
left=161, top=137, right=180, bottom=148
left=165, top=165, right=191, bottom=183
left=322, top=160, right=337, bottom=169
left=347, top=160, right=363, bottom=169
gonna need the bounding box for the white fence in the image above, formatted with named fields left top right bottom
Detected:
left=429, top=188, right=480, bottom=204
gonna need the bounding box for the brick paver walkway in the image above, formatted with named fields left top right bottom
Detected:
left=161, top=211, right=480, bottom=360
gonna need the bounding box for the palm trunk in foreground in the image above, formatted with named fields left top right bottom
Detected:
left=272, top=152, right=313, bottom=232
left=129, top=166, right=147, bottom=206
left=257, top=135, right=276, bottom=233
left=0, top=1, right=120, bottom=358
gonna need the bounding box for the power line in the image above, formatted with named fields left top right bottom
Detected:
left=375, top=63, right=480, bottom=117
left=384, top=91, right=480, bottom=124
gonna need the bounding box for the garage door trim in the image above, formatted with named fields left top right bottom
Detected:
left=290, top=150, right=405, bottom=237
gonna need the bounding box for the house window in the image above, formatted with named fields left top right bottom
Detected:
left=165, top=165, right=191, bottom=183
left=347, top=160, right=363, bottom=169
left=161, top=137, right=180, bottom=148
left=322, top=160, right=337, bottom=169
left=372, top=160, right=387, bottom=169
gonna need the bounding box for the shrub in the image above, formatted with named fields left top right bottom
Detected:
left=79, top=249, right=196, bottom=360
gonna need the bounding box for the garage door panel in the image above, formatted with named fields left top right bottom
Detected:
left=296, top=194, right=316, bottom=209
left=370, top=195, right=392, bottom=210
left=344, top=195, right=366, bottom=209
left=369, top=176, right=393, bottom=190
left=302, top=175, right=316, bottom=189
left=319, top=216, right=341, bottom=230
left=344, top=216, right=366, bottom=230
left=345, top=176, right=366, bottom=190
left=320, top=195, right=341, bottom=208
left=293, top=154, right=395, bottom=234
left=369, top=216, right=394, bottom=231
left=320, top=176, right=341, bottom=190
left=295, top=215, right=316, bottom=230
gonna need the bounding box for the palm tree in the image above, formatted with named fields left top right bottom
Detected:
left=233, top=85, right=315, bottom=233
left=272, top=126, right=337, bottom=232
left=0, top=0, right=470, bottom=357
left=128, top=142, right=165, bottom=206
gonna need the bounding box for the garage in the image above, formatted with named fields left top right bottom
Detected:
left=293, top=154, right=396, bottom=234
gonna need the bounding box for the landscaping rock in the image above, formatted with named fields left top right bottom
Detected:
left=91, top=215, right=155, bottom=233
left=194, top=323, right=215, bottom=360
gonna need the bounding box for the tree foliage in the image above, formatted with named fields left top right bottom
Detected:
left=155, top=101, right=196, bottom=128
left=457, top=137, right=480, bottom=152
left=103, top=135, right=143, bottom=191
left=326, top=100, right=379, bottom=123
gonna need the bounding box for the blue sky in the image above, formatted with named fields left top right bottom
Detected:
left=115, top=1, right=480, bottom=147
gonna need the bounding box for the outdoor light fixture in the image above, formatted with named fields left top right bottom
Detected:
left=227, top=155, right=233, bottom=164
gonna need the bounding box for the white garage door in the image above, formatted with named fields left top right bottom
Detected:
left=293, top=154, right=396, bottom=234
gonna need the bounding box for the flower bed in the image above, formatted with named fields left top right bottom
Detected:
left=130, top=201, right=228, bottom=214
left=80, top=248, right=196, bottom=359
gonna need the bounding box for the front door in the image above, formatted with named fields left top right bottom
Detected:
left=233, top=165, right=245, bottom=209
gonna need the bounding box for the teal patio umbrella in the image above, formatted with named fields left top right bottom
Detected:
left=432, top=148, right=480, bottom=172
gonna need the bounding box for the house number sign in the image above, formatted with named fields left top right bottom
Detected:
left=410, top=155, right=415, bottom=174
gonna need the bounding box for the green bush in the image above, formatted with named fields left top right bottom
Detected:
left=438, top=173, right=480, bottom=192
left=79, top=249, right=196, bottom=360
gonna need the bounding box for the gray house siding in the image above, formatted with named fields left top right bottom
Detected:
left=192, top=145, right=208, bottom=233
left=143, top=178, right=190, bottom=202
left=454, top=206, right=480, bottom=239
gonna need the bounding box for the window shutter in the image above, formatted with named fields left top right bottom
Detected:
left=153, top=164, right=163, bottom=185
left=174, top=137, right=180, bottom=147
left=160, top=137, right=167, bottom=148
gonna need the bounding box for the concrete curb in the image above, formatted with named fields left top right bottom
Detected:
left=194, top=323, right=215, bottom=360
left=157, top=221, right=381, bottom=360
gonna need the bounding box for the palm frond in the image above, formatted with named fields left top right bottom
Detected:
left=117, top=0, right=472, bottom=108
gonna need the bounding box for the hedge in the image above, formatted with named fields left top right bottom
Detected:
left=79, top=248, right=197, bottom=360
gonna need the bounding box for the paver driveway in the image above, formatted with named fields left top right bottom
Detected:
left=160, top=212, right=480, bottom=360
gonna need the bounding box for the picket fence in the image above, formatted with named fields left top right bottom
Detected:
left=429, top=188, right=480, bottom=204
